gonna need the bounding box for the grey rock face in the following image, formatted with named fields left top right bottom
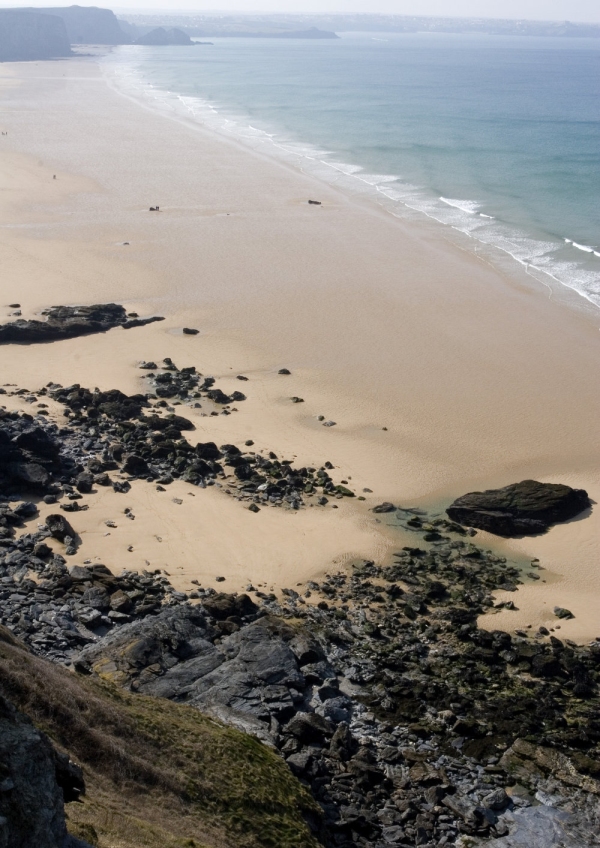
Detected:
left=0, top=694, right=88, bottom=848
left=76, top=607, right=310, bottom=728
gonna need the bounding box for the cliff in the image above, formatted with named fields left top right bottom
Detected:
left=0, top=10, right=71, bottom=61
left=17, top=5, right=129, bottom=45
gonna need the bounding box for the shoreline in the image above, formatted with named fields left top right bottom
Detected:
left=103, top=42, right=600, bottom=314
left=0, top=55, right=599, bottom=641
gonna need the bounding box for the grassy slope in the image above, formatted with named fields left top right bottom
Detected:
left=0, top=627, right=321, bottom=848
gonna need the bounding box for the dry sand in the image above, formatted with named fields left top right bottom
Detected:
left=0, top=56, right=598, bottom=640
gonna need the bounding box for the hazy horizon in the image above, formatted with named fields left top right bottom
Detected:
left=1, top=1, right=600, bottom=25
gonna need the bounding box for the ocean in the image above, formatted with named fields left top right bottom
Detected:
left=103, top=32, right=600, bottom=308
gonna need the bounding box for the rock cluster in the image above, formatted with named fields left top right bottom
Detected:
left=1, top=371, right=355, bottom=517
left=447, top=480, right=590, bottom=537
left=0, top=303, right=164, bottom=344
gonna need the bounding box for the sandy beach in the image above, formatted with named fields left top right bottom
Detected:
left=1, top=55, right=599, bottom=641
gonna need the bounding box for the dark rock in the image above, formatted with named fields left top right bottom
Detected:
left=0, top=304, right=142, bottom=344
left=329, top=723, right=356, bottom=761
left=286, top=750, right=313, bottom=776
left=81, top=587, right=110, bottom=612
left=278, top=368, right=291, bottom=375
left=182, top=327, right=199, bottom=335
left=112, top=481, right=131, bottom=494
left=8, top=462, right=50, bottom=489
left=447, top=480, right=590, bottom=536
left=12, top=501, right=37, bottom=519
left=121, top=454, right=150, bottom=477
left=33, top=541, right=52, bottom=558
left=195, top=441, right=222, bottom=460
left=554, top=606, right=575, bottom=620
left=141, top=413, right=194, bottom=432
left=13, top=426, right=59, bottom=459
left=45, top=513, right=76, bottom=544
left=202, top=593, right=258, bottom=621
left=206, top=389, right=232, bottom=404
left=122, top=316, right=165, bottom=330
left=75, top=472, right=94, bottom=494
left=285, top=712, right=334, bottom=743
left=372, top=503, right=396, bottom=514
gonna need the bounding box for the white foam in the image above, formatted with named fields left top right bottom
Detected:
left=439, top=197, right=480, bottom=214
left=572, top=242, right=594, bottom=253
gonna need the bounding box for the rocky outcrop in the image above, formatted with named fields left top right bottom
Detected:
left=0, top=10, right=71, bottom=61
left=446, top=480, right=590, bottom=536
left=135, top=27, right=193, bottom=45
left=0, top=303, right=164, bottom=344
left=75, top=606, right=329, bottom=744
left=0, top=692, right=88, bottom=848
left=17, top=6, right=129, bottom=45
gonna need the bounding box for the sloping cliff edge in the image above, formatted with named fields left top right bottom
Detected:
left=0, top=10, right=71, bottom=61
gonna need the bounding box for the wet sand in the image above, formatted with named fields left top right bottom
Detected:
left=0, top=56, right=598, bottom=641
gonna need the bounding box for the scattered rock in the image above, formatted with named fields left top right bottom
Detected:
left=554, top=607, right=575, bottom=620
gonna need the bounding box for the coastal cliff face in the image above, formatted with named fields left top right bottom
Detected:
left=0, top=10, right=71, bottom=62
left=0, top=683, right=89, bottom=848
left=17, top=6, right=129, bottom=45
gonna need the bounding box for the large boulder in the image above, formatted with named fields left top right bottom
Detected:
left=446, top=480, right=590, bottom=536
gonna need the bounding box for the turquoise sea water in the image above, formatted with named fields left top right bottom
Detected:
left=104, top=33, right=600, bottom=306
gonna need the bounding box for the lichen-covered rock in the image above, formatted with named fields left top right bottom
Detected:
left=447, top=480, right=590, bottom=536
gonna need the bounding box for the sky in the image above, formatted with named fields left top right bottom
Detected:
left=1, top=1, right=599, bottom=22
